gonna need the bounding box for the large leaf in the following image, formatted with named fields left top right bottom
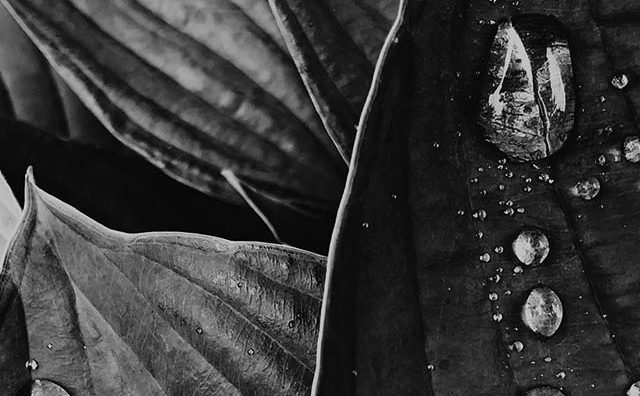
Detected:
left=1, top=0, right=346, bottom=242
left=0, top=170, right=19, bottom=257
left=315, top=0, right=640, bottom=394
left=0, top=169, right=326, bottom=395
left=269, top=0, right=399, bottom=159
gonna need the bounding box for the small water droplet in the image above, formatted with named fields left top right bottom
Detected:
left=478, top=167, right=485, bottom=172
left=503, top=208, right=515, bottom=216
left=46, top=343, right=53, bottom=350
left=489, top=274, right=501, bottom=283
left=573, top=177, right=601, bottom=200
left=196, top=327, right=203, bottom=334
left=480, top=190, right=488, bottom=196
left=476, top=231, right=484, bottom=239
left=538, top=173, right=551, bottom=182
left=391, top=193, right=398, bottom=199
left=505, top=289, right=512, bottom=295
left=543, top=356, right=552, bottom=363
left=513, top=229, right=550, bottom=266
left=480, top=253, right=492, bottom=262
left=457, top=210, right=465, bottom=216
left=505, top=171, right=514, bottom=178
left=505, top=200, right=514, bottom=207
left=599, top=95, right=607, bottom=103
left=611, top=72, right=629, bottom=90
left=624, top=136, right=640, bottom=163
left=288, top=320, right=295, bottom=328
left=492, top=313, right=503, bottom=322
left=248, top=348, right=255, bottom=356
left=427, top=364, right=435, bottom=370
left=516, top=207, right=525, bottom=213
left=498, top=184, right=506, bottom=191
left=489, top=292, right=499, bottom=301
left=556, top=371, right=566, bottom=379
left=25, top=359, right=38, bottom=371
left=522, top=286, right=563, bottom=337
left=513, top=265, right=524, bottom=274
left=473, top=209, right=487, bottom=220
left=433, top=142, right=440, bottom=148
left=362, top=222, right=370, bottom=228
left=509, top=340, right=524, bottom=352
left=494, top=246, right=504, bottom=254
left=597, top=154, right=607, bottom=166
left=523, top=186, right=532, bottom=192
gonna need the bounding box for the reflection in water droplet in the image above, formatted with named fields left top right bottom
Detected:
left=522, top=286, right=563, bottom=337
left=30, top=379, right=70, bottom=396
left=573, top=177, right=601, bottom=200
left=526, top=386, right=565, bottom=396
left=478, top=18, right=574, bottom=161
left=25, top=359, right=38, bottom=371
left=624, top=136, right=640, bottom=163
left=611, top=73, right=629, bottom=90
left=513, top=229, right=550, bottom=266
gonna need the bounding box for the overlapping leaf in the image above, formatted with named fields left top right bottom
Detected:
left=0, top=169, right=326, bottom=395
left=0, top=3, right=117, bottom=149
left=315, top=0, right=640, bottom=394
left=269, top=0, right=399, bottom=159
left=0, top=0, right=347, bottom=243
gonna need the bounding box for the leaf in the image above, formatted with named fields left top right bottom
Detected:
left=0, top=3, right=119, bottom=149
left=0, top=168, right=326, bottom=395
left=315, top=0, right=640, bottom=394
left=269, top=0, right=399, bottom=159
left=0, top=170, right=19, bottom=257
left=0, top=0, right=347, bottom=240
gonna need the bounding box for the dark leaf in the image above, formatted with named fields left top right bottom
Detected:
left=315, top=0, right=640, bottom=394
left=0, top=169, right=326, bottom=395
left=269, top=0, right=399, bottom=159
left=1, top=0, right=346, bottom=243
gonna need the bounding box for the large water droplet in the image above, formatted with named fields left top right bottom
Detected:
left=573, top=177, right=601, bottom=200
left=525, top=386, right=565, bottom=396
left=624, top=136, right=640, bottom=163
left=628, top=381, right=640, bottom=396
left=478, top=17, right=574, bottom=161
left=512, top=229, right=550, bottom=266
left=31, top=380, right=70, bottom=396
left=611, top=73, right=629, bottom=90
left=522, top=286, right=563, bottom=337
left=509, top=340, right=524, bottom=352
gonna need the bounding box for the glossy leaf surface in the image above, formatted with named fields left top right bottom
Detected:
left=0, top=170, right=326, bottom=395
left=1, top=0, right=346, bottom=240
left=269, top=0, right=399, bottom=159
left=315, top=0, right=640, bottom=394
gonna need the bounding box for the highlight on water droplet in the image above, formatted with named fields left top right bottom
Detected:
left=572, top=177, right=601, bottom=200
left=522, top=286, right=563, bottom=337
left=478, top=16, right=574, bottom=161
left=512, top=229, right=550, bottom=266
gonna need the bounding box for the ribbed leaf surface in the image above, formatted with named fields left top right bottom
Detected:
left=0, top=169, right=326, bottom=395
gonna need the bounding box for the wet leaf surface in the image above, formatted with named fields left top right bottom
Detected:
left=0, top=170, right=326, bottom=395
left=0, top=0, right=346, bottom=241
left=315, top=0, right=640, bottom=394
left=269, top=0, right=399, bottom=159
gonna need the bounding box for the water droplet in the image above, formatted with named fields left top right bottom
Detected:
left=503, top=208, right=515, bottom=216
left=624, top=136, right=640, bottom=163
left=480, top=253, right=492, bottom=262
left=476, top=231, right=484, bottom=239
left=489, top=274, right=501, bottom=283
left=611, top=72, right=629, bottom=90
left=30, top=379, right=70, bottom=396
left=46, top=343, right=53, bottom=349
left=525, top=177, right=532, bottom=183
left=288, top=320, right=296, bottom=328
left=516, top=207, right=525, bottom=213
left=478, top=18, right=574, bottom=161
left=498, top=184, right=506, bottom=191
left=556, top=371, right=566, bottom=379
left=627, top=381, right=640, bottom=396
left=513, top=229, right=550, bottom=266
left=513, top=265, right=524, bottom=274
left=505, top=200, right=514, bottom=207
left=196, top=327, right=203, bottom=334
left=489, top=292, right=499, bottom=301
left=427, top=364, right=435, bottom=370
left=478, top=167, right=485, bottom=172
left=505, top=289, right=512, bottom=295
left=599, top=95, right=607, bottom=103
left=597, top=154, right=607, bottom=166
left=494, top=246, right=504, bottom=254
left=505, top=171, right=514, bottom=178
left=25, top=359, right=38, bottom=371
left=538, top=173, right=551, bottom=182
left=433, top=142, right=440, bottom=148
left=573, top=177, right=601, bottom=200
left=473, top=209, right=487, bottom=220
left=543, top=356, right=552, bottom=363
left=522, top=286, right=563, bottom=337
left=470, top=177, right=479, bottom=183
left=526, top=386, right=565, bottom=396
left=509, top=340, right=524, bottom=352
left=362, top=222, right=370, bottom=228
left=248, top=348, right=255, bottom=355
left=480, top=190, right=488, bottom=196
left=493, top=313, right=503, bottom=322
left=391, top=193, right=398, bottom=199
left=523, top=185, right=532, bottom=192
left=457, top=210, right=465, bottom=216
